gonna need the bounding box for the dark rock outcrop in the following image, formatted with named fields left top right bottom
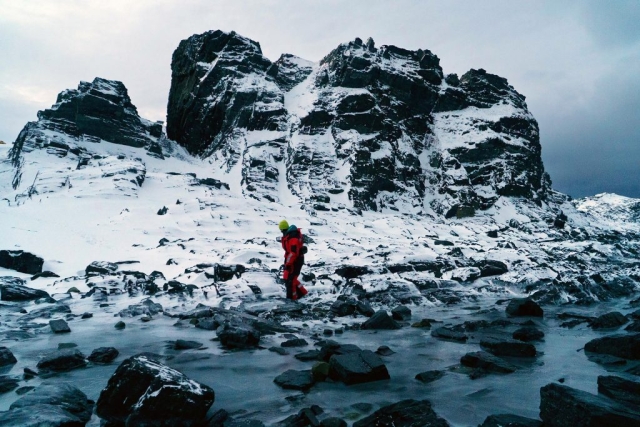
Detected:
left=216, top=323, right=261, bottom=349
left=598, top=375, right=640, bottom=407
left=415, top=370, right=445, bottom=384
left=37, top=349, right=87, bottom=372
left=361, top=310, right=401, bottom=330
left=352, top=399, right=449, bottom=427
left=589, top=311, right=629, bottom=330
left=0, top=276, right=52, bottom=302
left=506, top=298, right=543, bottom=317
left=460, top=351, right=516, bottom=374
left=88, top=347, right=119, bottom=364
left=0, top=347, right=17, bottom=367
left=328, top=350, right=390, bottom=385
left=480, top=337, right=536, bottom=358
left=513, top=326, right=545, bottom=342
left=96, top=355, right=215, bottom=426
left=273, top=369, right=315, bottom=391
left=49, top=319, right=71, bottom=334
left=431, top=326, right=468, bottom=342
left=0, top=250, right=44, bottom=275
left=584, top=333, right=640, bottom=360
left=391, top=305, right=411, bottom=321
left=479, top=414, right=542, bottom=427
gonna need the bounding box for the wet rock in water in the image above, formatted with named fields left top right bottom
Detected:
left=589, top=311, right=629, bottom=330
left=352, top=399, right=449, bottom=427
left=174, top=340, right=203, bottom=350
left=273, top=369, right=315, bottom=391
left=375, top=345, right=395, bottom=356
left=431, top=326, right=468, bottom=342
left=85, top=260, right=118, bottom=275
left=269, top=347, right=288, bottom=356
left=0, top=250, right=44, bottom=274
left=37, top=349, right=87, bottom=372
left=81, top=312, right=93, bottom=319
left=118, top=298, right=163, bottom=317
left=361, top=310, right=401, bottom=330
left=216, top=323, right=261, bottom=349
left=96, top=355, right=215, bottom=426
left=460, top=351, right=517, bottom=374
left=479, top=414, right=542, bottom=427
left=0, top=382, right=93, bottom=426
left=331, top=300, right=356, bottom=317
left=278, top=406, right=323, bottom=427
left=598, top=375, right=640, bottom=407
left=415, top=370, right=445, bottom=384
left=356, top=301, right=375, bottom=317
left=328, top=350, right=390, bottom=385
left=88, top=347, right=119, bottom=364
left=506, top=298, right=543, bottom=317
left=281, top=338, right=308, bottom=348
left=49, top=319, right=71, bottom=333
left=412, top=319, right=432, bottom=328
left=0, top=377, right=19, bottom=394
left=0, top=347, right=17, bottom=367
left=195, top=317, right=221, bottom=331
left=626, top=321, right=640, bottom=332
left=539, top=382, right=640, bottom=426
left=58, top=343, right=77, bottom=350
left=0, top=276, right=53, bottom=302
left=480, top=337, right=536, bottom=357
left=391, top=305, right=412, bottom=321
left=323, top=329, right=334, bottom=336
left=321, top=417, right=347, bottom=427
left=513, top=326, right=545, bottom=342
left=587, top=353, right=627, bottom=366
left=585, top=333, right=640, bottom=360
left=312, top=362, right=330, bottom=382
left=318, top=341, right=362, bottom=362
left=115, top=321, right=126, bottom=330
left=20, top=303, right=71, bottom=322
left=295, top=350, right=320, bottom=361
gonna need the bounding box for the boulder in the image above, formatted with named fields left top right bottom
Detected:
left=295, top=350, right=320, bottom=361
left=513, top=326, right=545, bottom=342
left=330, top=300, right=356, bottom=317
left=49, top=319, right=71, bottom=334
left=88, top=347, right=119, bottom=364
left=0, top=347, right=17, bottom=367
left=415, top=370, right=445, bottom=384
left=460, top=351, right=517, bottom=374
left=352, top=399, right=449, bottom=427
left=589, top=312, right=629, bottom=330
left=584, top=333, right=640, bottom=360
left=375, top=346, right=395, bottom=356
left=598, top=375, right=640, bottom=407
left=30, top=271, right=60, bottom=280
left=0, top=250, right=44, bottom=274
left=281, top=338, right=308, bottom=348
left=355, top=301, right=375, bottom=317
left=174, top=340, right=203, bottom=350
left=317, top=341, right=362, bottom=362
left=391, top=305, right=411, bottom=321
left=216, top=323, right=261, bottom=349
left=312, top=362, right=330, bottom=382
left=0, top=377, right=19, bottom=394
left=431, top=326, right=468, bottom=342
left=328, top=350, right=390, bottom=385
left=539, top=382, right=640, bottom=426
left=479, top=414, right=542, bottom=427
left=478, top=260, right=509, bottom=277
left=118, top=298, right=163, bottom=317
left=411, top=319, right=432, bottom=328
left=334, top=265, right=371, bottom=279
left=321, top=418, right=347, bottom=427
left=506, top=298, right=543, bottom=317
left=37, top=349, right=87, bottom=372
left=96, top=355, right=215, bottom=426
left=85, top=260, right=118, bottom=275
left=115, top=321, right=126, bottom=330
left=361, top=310, right=401, bottom=330
left=195, top=317, right=221, bottom=331
left=0, top=382, right=93, bottom=426
left=0, top=277, right=52, bottom=302
left=480, top=337, right=536, bottom=357
left=273, top=369, right=315, bottom=391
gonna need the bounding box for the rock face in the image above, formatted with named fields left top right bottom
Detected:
left=167, top=30, right=548, bottom=212
left=0, top=250, right=44, bottom=274
left=352, top=399, right=449, bottom=427
left=96, top=355, right=215, bottom=426
left=539, top=382, right=640, bottom=427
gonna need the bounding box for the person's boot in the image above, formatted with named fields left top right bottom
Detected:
left=296, top=284, right=308, bottom=299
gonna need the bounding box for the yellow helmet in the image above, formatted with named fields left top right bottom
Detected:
left=278, top=220, right=289, bottom=231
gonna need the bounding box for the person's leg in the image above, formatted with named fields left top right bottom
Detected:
left=285, top=279, right=293, bottom=299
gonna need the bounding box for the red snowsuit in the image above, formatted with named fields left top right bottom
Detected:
left=281, top=227, right=308, bottom=300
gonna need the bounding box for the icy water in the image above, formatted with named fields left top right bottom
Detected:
left=0, top=294, right=638, bottom=426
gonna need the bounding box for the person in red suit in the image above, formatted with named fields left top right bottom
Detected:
left=279, top=220, right=308, bottom=300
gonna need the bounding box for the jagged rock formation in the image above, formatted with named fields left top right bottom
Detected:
left=167, top=30, right=549, bottom=214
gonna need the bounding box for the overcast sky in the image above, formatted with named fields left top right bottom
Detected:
left=1, top=0, right=638, bottom=198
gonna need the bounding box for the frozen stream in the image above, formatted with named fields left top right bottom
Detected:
left=0, top=293, right=638, bottom=426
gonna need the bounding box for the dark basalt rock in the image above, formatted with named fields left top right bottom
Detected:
left=585, top=333, right=640, bottom=360
left=479, top=414, right=542, bottom=427
left=0, top=277, right=52, bottom=302
left=589, top=311, right=629, bottom=330
left=118, top=298, right=163, bottom=318
left=391, top=305, right=411, bottom=321
left=506, top=298, right=543, bottom=317
left=598, top=375, right=640, bottom=407
left=0, top=250, right=44, bottom=275
left=335, top=265, right=371, bottom=279
left=295, top=350, right=320, bottom=361
left=0, top=377, right=19, bottom=394
left=361, top=310, right=401, bottom=330
left=281, top=338, right=308, bottom=348
left=540, top=382, right=640, bottom=427
left=37, top=349, right=87, bottom=372
left=330, top=300, right=356, bottom=317
left=49, top=319, right=71, bottom=334
left=460, top=351, right=517, bottom=374
left=431, top=326, right=468, bottom=342
left=30, top=271, right=60, bottom=280
left=0, top=382, right=93, bottom=426
left=96, top=355, right=215, bottom=426
left=88, top=347, right=119, bottom=364
left=273, top=369, right=315, bottom=391
left=317, top=341, right=362, bottom=362
left=480, top=337, right=536, bottom=358
left=85, top=260, right=118, bottom=275
left=216, top=323, right=261, bottom=349
left=174, top=340, right=203, bottom=350
left=0, top=347, right=17, bottom=367
left=513, top=326, right=545, bottom=342
left=355, top=301, right=375, bottom=317
left=478, top=260, right=509, bottom=277
left=328, top=350, right=390, bottom=385
left=415, top=370, right=445, bottom=384
left=352, top=399, right=449, bottom=427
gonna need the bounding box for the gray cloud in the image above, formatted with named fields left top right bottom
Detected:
left=0, top=0, right=638, bottom=198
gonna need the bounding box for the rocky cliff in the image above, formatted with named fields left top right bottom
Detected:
left=167, top=30, right=549, bottom=215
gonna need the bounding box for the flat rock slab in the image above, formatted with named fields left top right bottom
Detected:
left=598, top=375, right=640, bottom=407
left=584, top=333, right=640, bottom=360
left=273, top=369, right=315, bottom=391
left=506, top=298, right=543, bottom=317
left=415, top=370, right=445, bottom=384
left=37, top=349, right=86, bottom=372
left=88, top=347, right=119, bottom=364
left=589, top=311, right=629, bottom=330
left=431, top=326, right=468, bottom=342
left=295, top=350, right=320, bottom=361
left=480, top=337, right=536, bottom=357
left=480, top=414, right=542, bottom=427
left=352, top=399, right=449, bottom=427
left=329, top=350, right=390, bottom=385
left=216, top=324, right=261, bottom=349
left=0, top=277, right=52, bottom=302
left=361, top=310, right=401, bottom=330
left=281, top=338, right=308, bottom=348
left=318, top=341, right=362, bottom=362
left=174, top=340, right=203, bottom=350
left=0, top=376, right=19, bottom=394
left=461, top=351, right=517, bottom=374
left=540, top=382, right=640, bottom=427
left=49, top=319, right=71, bottom=333
left=513, top=326, right=545, bottom=342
